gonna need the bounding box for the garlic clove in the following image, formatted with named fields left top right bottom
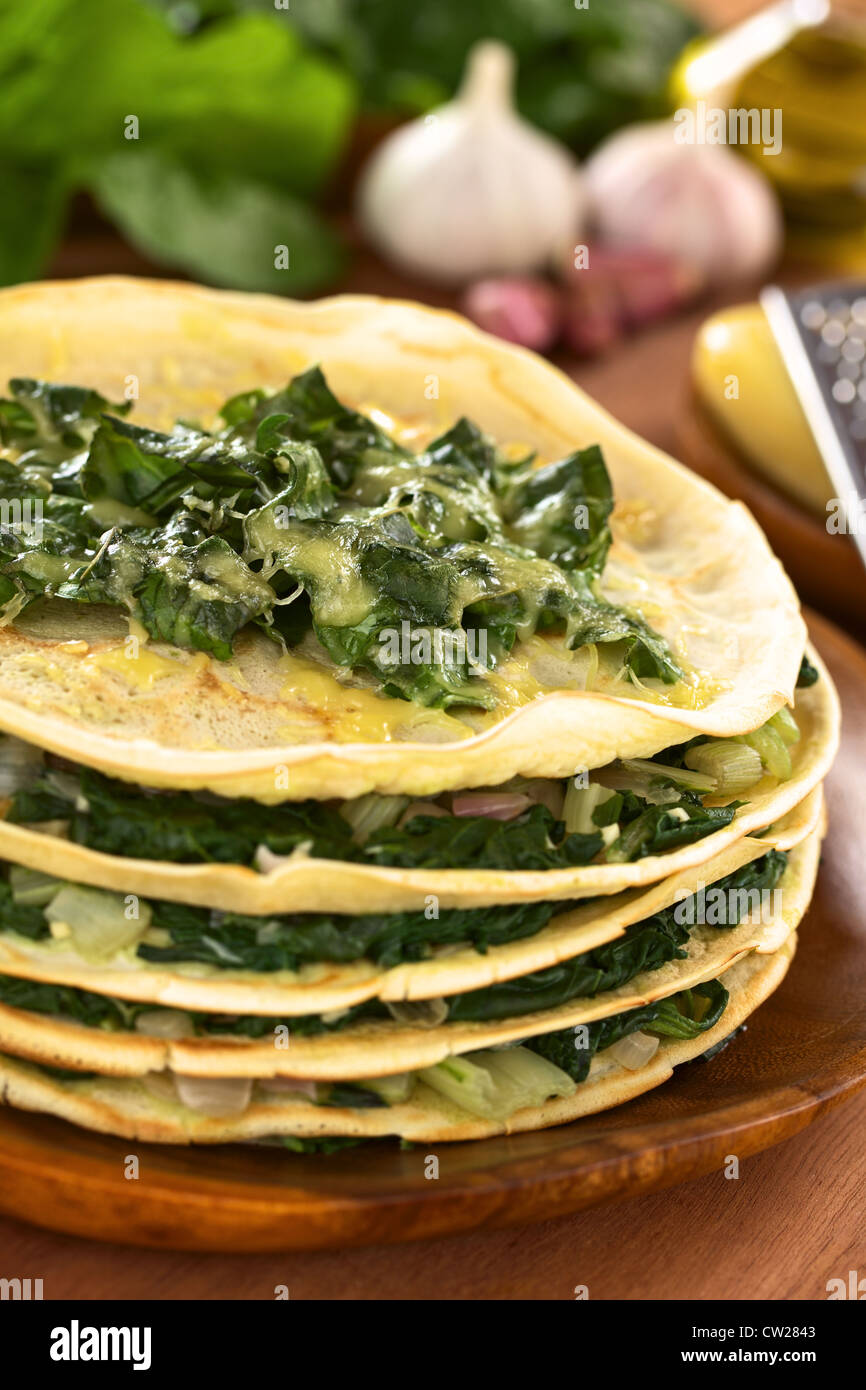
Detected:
left=462, top=276, right=562, bottom=351
left=357, top=41, right=585, bottom=285
left=584, top=121, right=782, bottom=287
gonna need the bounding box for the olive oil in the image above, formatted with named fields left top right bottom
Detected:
left=672, top=1, right=866, bottom=268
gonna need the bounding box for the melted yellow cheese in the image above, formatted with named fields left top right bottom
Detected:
left=359, top=404, right=437, bottom=451
left=276, top=650, right=469, bottom=744
left=85, top=645, right=207, bottom=692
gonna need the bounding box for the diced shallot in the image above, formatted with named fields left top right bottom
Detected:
left=607, top=1031, right=660, bottom=1071
left=140, top=1070, right=180, bottom=1104
left=0, top=735, right=44, bottom=798
left=462, top=277, right=562, bottom=352
left=517, top=779, right=565, bottom=819
left=134, top=1010, right=195, bottom=1040
left=451, top=791, right=532, bottom=820
left=254, top=841, right=313, bottom=874
left=173, top=1074, right=253, bottom=1116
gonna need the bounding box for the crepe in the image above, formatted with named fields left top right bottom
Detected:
left=0, top=277, right=806, bottom=801
left=0, top=937, right=797, bottom=1143
left=0, top=784, right=821, bottom=1018
left=0, top=818, right=819, bottom=1080
left=0, top=650, right=837, bottom=914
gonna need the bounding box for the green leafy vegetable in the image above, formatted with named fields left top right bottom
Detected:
left=89, top=151, right=345, bottom=295
left=8, top=763, right=739, bottom=874
left=602, top=791, right=738, bottom=863
left=137, top=897, right=565, bottom=972
left=0, top=973, right=138, bottom=1030
left=0, top=367, right=681, bottom=698
left=0, top=378, right=130, bottom=457
left=797, top=654, right=819, bottom=688
left=364, top=804, right=601, bottom=871
left=0, top=0, right=355, bottom=288
left=526, top=978, right=730, bottom=1083
left=0, top=853, right=786, bottom=1029
left=9, top=767, right=356, bottom=864
left=232, top=0, right=702, bottom=154
left=446, top=852, right=785, bottom=1021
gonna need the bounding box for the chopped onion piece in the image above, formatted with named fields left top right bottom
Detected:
left=0, top=735, right=44, bottom=798
left=22, top=819, right=70, bottom=839
left=254, top=840, right=313, bottom=874
left=419, top=1045, right=574, bottom=1121
left=595, top=763, right=682, bottom=804
left=173, top=1074, right=253, bottom=1116
left=134, top=1010, right=195, bottom=1040
left=9, top=865, right=61, bottom=906
left=386, top=998, right=449, bottom=1028
left=44, top=884, right=151, bottom=963
left=606, top=1031, right=660, bottom=1071
left=418, top=1055, right=500, bottom=1118
left=451, top=791, right=532, bottom=820
left=515, top=779, right=565, bottom=819
left=359, top=1071, right=414, bottom=1104
left=478, top=1046, right=574, bottom=1110
left=44, top=769, right=80, bottom=803
left=140, top=1070, right=179, bottom=1104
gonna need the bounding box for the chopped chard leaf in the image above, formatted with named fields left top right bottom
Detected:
left=0, top=369, right=681, bottom=703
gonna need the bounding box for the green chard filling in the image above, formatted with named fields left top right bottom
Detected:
left=0, top=370, right=682, bottom=708
left=18, top=978, right=731, bottom=1123
left=0, top=852, right=785, bottom=1032
left=0, top=847, right=786, bottom=974
left=0, top=686, right=806, bottom=874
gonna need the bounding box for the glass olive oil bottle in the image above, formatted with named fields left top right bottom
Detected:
left=672, top=1, right=866, bottom=268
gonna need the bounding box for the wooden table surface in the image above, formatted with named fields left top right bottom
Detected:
left=3, top=0, right=864, bottom=1299
left=2, top=1087, right=862, bottom=1300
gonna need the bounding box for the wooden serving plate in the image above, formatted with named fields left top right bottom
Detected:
left=676, top=392, right=865, bottom=639
left=0, top=609, right=862, bottom=1253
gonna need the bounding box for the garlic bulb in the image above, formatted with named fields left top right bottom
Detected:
left=357, top=41, right=584, bottom=284
left=584, top=121, right=782, bottom=286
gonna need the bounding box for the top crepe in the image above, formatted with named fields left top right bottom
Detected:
left=0, top=278, right=805, bottom=801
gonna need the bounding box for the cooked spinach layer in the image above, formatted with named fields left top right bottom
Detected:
left=7, top=763, right=736, bottom=871
left=1, top=832, right=777, bottom=975
left=525, top=977, right=729, bottom=1083
left=0, top=371, right=680, bottom=707
left=0, top=869, right=569, bottom=969
left=20, top=977, right=730, bottom=1103
left=0, top=852, right=785, bottom=1035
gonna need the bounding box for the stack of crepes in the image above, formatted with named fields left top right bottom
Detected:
left=0, top=281, right=839, bottom=1151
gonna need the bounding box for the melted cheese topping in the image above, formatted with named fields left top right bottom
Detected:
left=276, top=651, right=469, bottom=744
left=85, top=645, right=207, bottom=691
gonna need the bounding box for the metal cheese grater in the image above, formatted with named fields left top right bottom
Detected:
left=760, top=281, right=866, bottom=576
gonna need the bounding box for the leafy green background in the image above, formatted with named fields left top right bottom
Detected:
left=0, top=0, right=700, bottom=292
